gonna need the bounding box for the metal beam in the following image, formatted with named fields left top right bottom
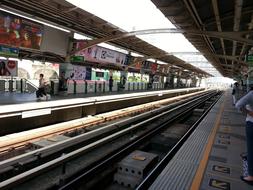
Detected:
left=212, top=0, right=228, bottom=66
left=232, top=0, right=243, bottom=73
left=211, top=54, right=247, bottom=65
left=71, top=28, right=253, bottom=55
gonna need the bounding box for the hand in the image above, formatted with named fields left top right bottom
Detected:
left=247, top=110, right=253, bottom=117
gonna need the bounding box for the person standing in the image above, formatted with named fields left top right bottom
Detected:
left=232, top=82, right=240, bottom=105
left=236, top=87, right=253, bottom=185
left=36, top=73, right=47, bottom=98
left=109, top=76, right=113, bottom=92
left=59, top=71, right=67, bottom=91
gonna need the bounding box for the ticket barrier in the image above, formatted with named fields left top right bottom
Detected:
left=67, top=80, right=75, bottom=94
left=86, top=81, right=96, bottom=94
left=50, top=80, right=59, bottom=95
left=0, top=79, right=6, bottom=92
left=96, top=81, right=105, bottom=93
left=129, top=82, right=134, bottom=91
left=75, top=80, right=86, bottom=94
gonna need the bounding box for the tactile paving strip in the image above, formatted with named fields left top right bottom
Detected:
left=149, top=95, right=225, bottom=190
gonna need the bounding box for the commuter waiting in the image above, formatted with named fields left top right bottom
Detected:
left=109, top=76, right=113, bottom=92
left=232, top=82, right=240, bottom=105
left=236, top=86, right=253, bottom=185
left=59, top=71, right=68, bottom=91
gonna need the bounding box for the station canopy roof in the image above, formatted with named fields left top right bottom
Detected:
left=151, top=0, right=253, bottom=78
left=0, top=0, right=212, bottom=77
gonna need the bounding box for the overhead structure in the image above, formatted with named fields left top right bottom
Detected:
left=0, top=0, right=211, bottom=77
left=151, top=0, right=253, bottom=78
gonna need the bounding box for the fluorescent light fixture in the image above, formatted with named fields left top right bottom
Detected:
left=157, top=60, right=167, bottom=65
left=147, top=58, right=156, bottom=62
left=74, top=33, right=92, bottom=40
left=130, top=52, right=144, bottom=57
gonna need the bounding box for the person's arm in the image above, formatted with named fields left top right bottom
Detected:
left=246, top=109, right=253, bottom=117
left=235, top=92, right=252, bottom=111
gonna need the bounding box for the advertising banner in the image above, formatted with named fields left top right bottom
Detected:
left=0, top=59, right=18, bottom=76
left=143, top=61, right=151, bottom=70
left=75, top=43, right=98, bottom=63
left=151, top=63, right=157, bottom=74
left=0, top=10, right=43, bottom=50
left=0, top=45, right=19, bottom=57
left=74, top=41, right=126, bottom=66
left=59, top=63, right=91, bottom=80
left=95, top=46, right=126, bottom=65
left=124, top=54, right=133, bottom=66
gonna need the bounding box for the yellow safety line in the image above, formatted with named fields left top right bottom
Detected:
left=190, top=96, right=226, bottom=190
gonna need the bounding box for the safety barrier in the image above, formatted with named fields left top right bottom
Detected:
left=0, top=78, right=175, bottom=96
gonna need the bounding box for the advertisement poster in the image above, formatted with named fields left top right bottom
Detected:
left=151, top=63, right=157, bottom=74
left=0, top=10, right=43, bottom=50
left=0, top=59, right=18, bottom=76
left=74, top=41, right=126, bottom=66
left=60, top=63, right=91, bottom=80
left=75, top=44, right=98, bottom=63
left=96, top=46, right=126, bottom=65
left=143, top=61, right=151, bottom=70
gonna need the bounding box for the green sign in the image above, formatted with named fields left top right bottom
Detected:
left=0, top=45, right=19, bottom=57
left=247, top=55, right=253, bottom=67
left=70, top=56, right=84, bottom=62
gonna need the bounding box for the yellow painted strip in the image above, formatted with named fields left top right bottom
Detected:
left=190, top=96, right=226, bottom=190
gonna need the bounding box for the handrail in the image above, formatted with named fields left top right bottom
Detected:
left=23, top=78, right=38, bottom=90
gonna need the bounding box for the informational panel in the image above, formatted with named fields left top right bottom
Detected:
left=40, top=25, right=71, bottom=56
left=0, top=59, right=18, bottom=76
left=0, top=10, right=43, bottom=50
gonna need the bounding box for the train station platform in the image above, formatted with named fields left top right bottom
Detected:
left=0, top=88, right=204, bottom=136
left=149, top=90, right=252, bottom=190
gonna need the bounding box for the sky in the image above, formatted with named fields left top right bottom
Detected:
left=67, top=0, right=221, bottom=76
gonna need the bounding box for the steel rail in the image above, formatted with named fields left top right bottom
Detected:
left=136, top=92, right=223, bottom=190
left=0, top=91, right=211, bottom=175
left=0, top=91, right=218, bottom=189
left=56, top=92, right=219, bottom=190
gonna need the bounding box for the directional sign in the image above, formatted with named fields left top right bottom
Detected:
left=212, top=165, right=230, bottom=174
left=209, top=179, right=230, bottom=190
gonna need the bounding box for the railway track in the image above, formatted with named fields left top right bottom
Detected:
left=0, top=90, right=221, bottom=190
left=0, top=90, right=207, bottom=160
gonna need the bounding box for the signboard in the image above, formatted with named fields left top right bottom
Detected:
left=0, top=10, right=43, bottom=50
left=143, top=61, right=151, bottom=70
left=70, top=56, right=84, bottom=63
left=151, top=63, right=157, bottom=74
left=74, top=41, right=126, bottom=66
left=0, top=59, right=18, bottom=76
left=60, top=63, right=91, bottom=80
left=95, top=46, right=126, bottom=65
left=74, top=42, right=99, bottom=63
left=0, top=45, right=19, bottom=57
